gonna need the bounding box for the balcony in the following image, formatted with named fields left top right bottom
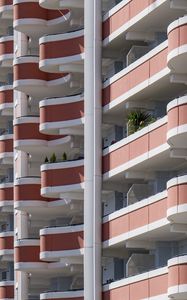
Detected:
left=168, top=255, right=187, bottom=299
left=40, top=224, right=84, bottom=262
left=0, top=84, right=13, bottom=115
left=168, top=15, right=187, bottom=74
left=15, top=239, right=46, bottom=271
left=39, top=93, right=84, bottom=135
left=0, top=133, right=13, bottom=163
left=167, top=95, right=187, bottom=150
left=14, top=176, right=47, bottom=211
left=0, top=0, right=13, bottom=19
left=0, top=36, right=13, bottom=67
left=41, top=159, right=84, bottom=199
left=0, top=280, right=14, bottom=300
left=14, top=116, right=46, bottom=152
left=102, top=0, right=185, bottom=47
left=0, top=231, right=13, bottom=257
left=13, top=55, right=74, bottom=97
left=14, top=0, right=70, bottom=38
left=0, top=182, right=13, bottom=211
left=167, top=175, right=187, bottom=224
left=39, top=29, right=84, bottom=74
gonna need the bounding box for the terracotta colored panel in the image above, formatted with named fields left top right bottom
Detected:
left=102, top=285, right=130, bottom=300
left=149, top=124, right=167, bottom=150
left=168, top=28, right=179, bottom=53
left=40, top=101, right=84, bottom=123
left=14, top=63, right=46, bottom=81
left=40, top=231, right=84, bottom=251
left=149, top=48, right=168, bottom=77
left=41, top=166, right=84, bottom=187
left=167, top=107, right=178, bottom=130
left=178, top=104, right=187, bottom=125
left=129, top=61, right=149, bottom=89
left=0, top=0, right=12, bottom=6
left=102, top=143, right=129, bottom=174
left=102, top=73, right=130, bottom=106
left=0, top=89, right=13, bottom=104
left=129, top=0, right=150, bottom=19
left=129, top=134, right=148, bottom=160
left=15, top=245, right=40, bottom=262
left=168, top=265, right=179, bottom=287
left=102, top=214, right=129, bottom=241
left=40, top=36, right=84, bottom=60
left=0, top=187, right=13, bottom=201
left=47, top=9, right=69, bottom=20
left=178, top=184, right=187, bottom=205
left=0, top=236, right=13, bottom=250
left=179, top=25, right=187, bottom=46
left=130, top=279, right=149, bottom=299
left=149, top=274, right=168, bottom=297
left=14, top=2, right=46, bottom=20
left=14, top=123, right=45, bottom=140
left=149, top=198, right=167, bottom=223
left=0, top=40, right=13, bottom=55
left=14, top=184, right=44, bottom=201
left=129, top=206, right=148, bottom=231
left=102, top=3, right=130, bottom=39
left=0, top=139, right=13, bottom=153
left=168, top=186, right=178, bottom=209
left=178, top=264, right=187, bottom=284
left=0, top=285, right=14, bottom=298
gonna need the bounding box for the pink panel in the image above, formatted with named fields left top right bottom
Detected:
left=129, top=206, right=148, bottom=231
left=129, top=134, right=148, bottom=160
left=149, top=198, right=167, bottom=223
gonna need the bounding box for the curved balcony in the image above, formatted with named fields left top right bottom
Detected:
left=40, top=224, right=84, bottom=262
left=0, top=85, right=13, bottom=115
left=102, top=191, right=167, bottom=247
left=13, top=55, right=72, bottom=97
left=39, top=0, right=84, bottom=10
left=0, top=36, right=13, bottom=67
left=0, top=182, right=13, bottom=211
left=14, top=0, right=70, bottom=37
left=39, top=29, right=84, bottom=73
left=40, top=93, right=84, bottom=135
left=102, top=42, right=168, bottom=112
left=15, top=239, right=46, bottom=271
left=167, top=175, right=187, bottom=224
left=103, top=117, right=167, bottom=180
left=0, top=231, right=13, bottom=257
left=103, top=266, right=168, bottom=299
left=168, top=255, right=187, bottom=299
left=40, top=290, right=84, bottom=300
left=0, top=0, right=13, bottom=19
left=14, top=176, right=47, bottom=211
left=167, top=95, right=187, bottom=149
left=14, top=116, right=46, bottom=152
left=0, top=281, right=14, bottom=300
left=0, top=134, right=13, bottom=163
left=41, top=159, right=84, bottom=199
left=168, top=16, right=187, bottom=73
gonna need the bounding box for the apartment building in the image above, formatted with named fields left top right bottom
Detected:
left=0, top=0, right=187, bottom=299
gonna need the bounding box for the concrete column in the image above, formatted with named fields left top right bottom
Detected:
left=84, top=0, right=102, bottom=299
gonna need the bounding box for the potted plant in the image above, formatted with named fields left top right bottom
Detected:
left=127, top=111, right=155, bottom=135
left=50, top=153, right=56, bottom=163
left=44, top=156, right=49, bottom=163
left=62, top=152, right=67, bottom=161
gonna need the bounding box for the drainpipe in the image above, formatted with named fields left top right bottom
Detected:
left=84, top=0, right=102, bottom=299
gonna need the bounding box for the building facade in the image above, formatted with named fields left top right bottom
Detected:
left=0, top=0, right=187, bottom=299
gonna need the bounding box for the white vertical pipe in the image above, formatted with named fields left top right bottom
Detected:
left=84, top=0, right=102, bottom=298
